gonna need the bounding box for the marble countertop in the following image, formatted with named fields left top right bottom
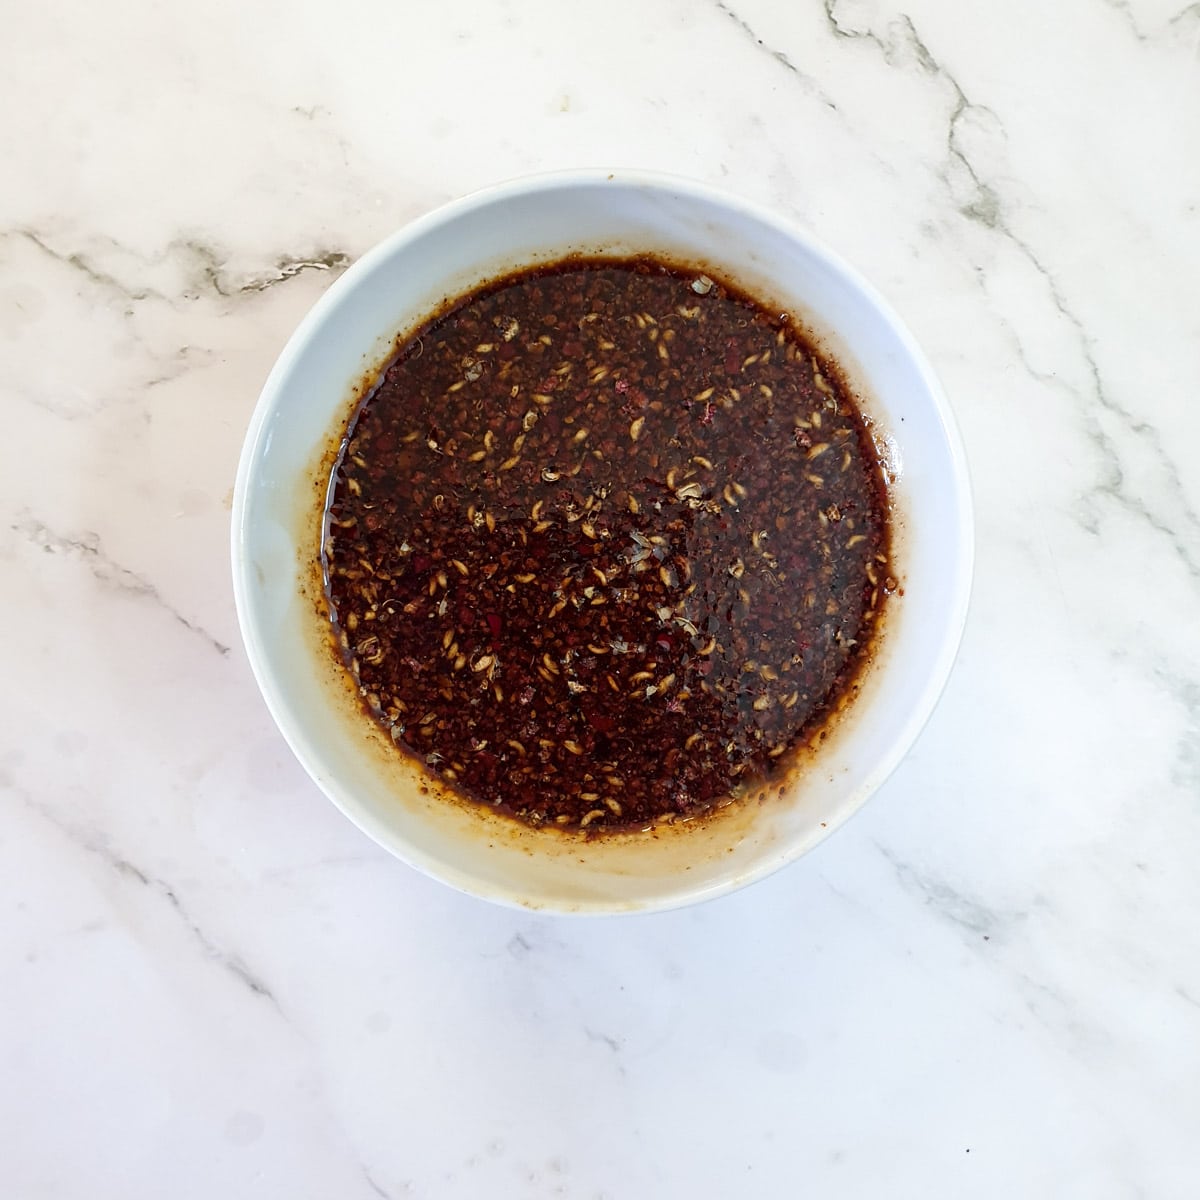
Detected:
left=4, top=1, right=1199, bottom=1195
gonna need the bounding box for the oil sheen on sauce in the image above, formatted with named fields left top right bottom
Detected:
left=322, top=257, right=892, bottom=832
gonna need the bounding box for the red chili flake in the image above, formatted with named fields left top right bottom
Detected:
left=620, top=388, right=648, bottom=417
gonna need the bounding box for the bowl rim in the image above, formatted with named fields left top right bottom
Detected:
left=231, top=167, right=975, bottom=915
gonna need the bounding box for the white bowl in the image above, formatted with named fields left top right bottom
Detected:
left=231, top=170, right=973, bottom=914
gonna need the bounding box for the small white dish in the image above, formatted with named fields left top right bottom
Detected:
left=231, top=170, right=973, bottom=914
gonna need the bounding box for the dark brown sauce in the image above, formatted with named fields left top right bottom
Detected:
left=322, top=257, right=892, bottom=832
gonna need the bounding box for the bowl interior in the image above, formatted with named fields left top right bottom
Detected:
left=232, top=172, right=972, bottom=913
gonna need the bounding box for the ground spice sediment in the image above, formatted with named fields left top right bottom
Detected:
left=323, top=258, right=892, bottom=831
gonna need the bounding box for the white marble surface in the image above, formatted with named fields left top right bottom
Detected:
left=3, top=0, right=1199, bottom=1195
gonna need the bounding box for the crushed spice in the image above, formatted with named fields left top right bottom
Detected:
left=323, top=258, right=892, bottom=831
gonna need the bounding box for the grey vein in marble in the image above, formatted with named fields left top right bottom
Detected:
left=1102, top=0, right=1200, bottom=41
left=362, top=1167, right=400, bottom=1199
left=13, top=229, right=166, bottom=306
left=584, top=1027, right=623, bottom=1055
left=874, top=840, right=1023, bottom=943
left=12, top=782, right=278, bottom=1007
left=583, top=1026, right=628, bottom=1081
left=11, top=514, right=231, bottom=656
left=176, top=238, right=352, bottom=298
left=9, top=227, right=350, bottom=306
left=824, top=1, right=1200, bottom=582
left=712, top=0, right=838, bottom=109
left=236, top=250, right=352, bottom=293
left=1150, top=663, right=1200, bottom=789
left=992, top=230, right=1200, bottom=580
